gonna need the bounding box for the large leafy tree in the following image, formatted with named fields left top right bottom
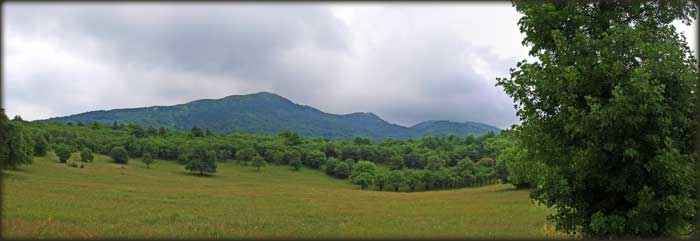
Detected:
left=1, top=110, right=34, bottom=169
left=185, top=148, right=217, bottom=175
left=497, top=1, right=697, bottom=238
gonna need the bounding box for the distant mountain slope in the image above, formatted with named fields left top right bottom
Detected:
left=38, top=92, right=500, bottom=140
left=410, top=120, right=501, bottom=137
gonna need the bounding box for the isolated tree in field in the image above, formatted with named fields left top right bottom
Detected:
left=110, top=146, right=129, bottom=164
left=289, top=158, right=302, bottom=171
left=80, top=148, right=94, bottom=162
left=1, top=111, right=34, bottom=169
left=252, top=154, right=266, bottom=172
left=185, top=149, right=217, bottom=175
left=497, top=2, right=697, bottom=238
left=386, top=170, right=404, bottom=192
left=142, top=152, right=154, bottom=168
left=55, top=144, right=72, bottom=163
left=33, top=134, right=48, bottom=157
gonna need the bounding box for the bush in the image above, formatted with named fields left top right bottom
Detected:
left=80, top=148, right=94, bottom=162
left=332, top=162, right=350, bottom=179
left=325, top=158, right=339, bottom=175
left=55, top=144, right=72, bottom=163
left=290, top=158, right=302, bottom=171
left=302, top=150, right=326, bottom=169
left=110, top=146, right=129, bottom=164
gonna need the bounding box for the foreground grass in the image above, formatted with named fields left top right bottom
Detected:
left=2, top=153, right=567, bottom=239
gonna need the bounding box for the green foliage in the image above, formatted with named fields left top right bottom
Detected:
left=236, top=147, right=258, bottom=164
left=289, top=158, right=302, bottom=171
left=332, top=161, right=351, bottom=179
left=302, top=150, right=326, bottom=169
left=55, top=144, right=72, bottom=164
left=142, top=152, right=154, bottom=168
left=184, top=148, right=217, bottom=175
left=386, top=170, right=405, bottom=192
left=498, top=1, right=697, bottom=238
left=387, top=154, right=405, bottom=170
left=110, top=146, right=129, bottom=164
left=33, top=134, right=49, bottom=157
left=375, top=171, right=386, bottom=191
left=350, top=160, right=377, bottom=189
left=252, top=154, right=266, bottom=171
left=190, top=127, right=204, bottom=138
left=404, top=170, right=419, bottom=192
left=2, top=117, right=34, bottom=169
left=80, top=148, right=94, bottom=162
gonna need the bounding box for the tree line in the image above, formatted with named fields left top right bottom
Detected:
left=1, top=111, right=539, bottom=192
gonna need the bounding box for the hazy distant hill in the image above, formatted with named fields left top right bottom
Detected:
left=38, top=92, right=500, bottom=140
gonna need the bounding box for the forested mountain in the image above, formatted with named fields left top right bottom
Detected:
left=38, top=92, right=500, bottom=140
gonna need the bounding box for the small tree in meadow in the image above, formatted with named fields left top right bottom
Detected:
left=142, top=152, right=154, bottom=168
left=80, top=148, right=94, bottom=162
left=55, top=144, right=71, bottom=163
left=252, top=154, right=266, bottom=172
left=289, top=158, right=302, bottom=171
left=110, top=146, right=129, bottom=164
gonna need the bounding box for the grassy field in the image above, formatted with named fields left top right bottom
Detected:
left=2, top=152, right=568, bottom=239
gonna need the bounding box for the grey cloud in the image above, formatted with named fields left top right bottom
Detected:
left=4, top=3, right=523, bottom=129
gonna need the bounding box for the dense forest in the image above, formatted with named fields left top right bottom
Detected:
left=1, top=109, right=538, bottom=192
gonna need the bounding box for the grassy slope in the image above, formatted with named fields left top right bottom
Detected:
left=2, top=153, right=567, bottom=239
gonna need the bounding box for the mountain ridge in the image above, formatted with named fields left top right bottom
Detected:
left=38, top=91, right=501, bottom=140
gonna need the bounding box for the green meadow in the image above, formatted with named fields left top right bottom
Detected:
left=2, top=153, right=567, bottom=239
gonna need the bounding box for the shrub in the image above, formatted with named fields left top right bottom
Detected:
left=332, top=162, right=350, bottom=179
left=110, top=146, right=129, bottom=164
left=80, top=148, right=94, bottom=162
left=302, top=150, right=326, bottom=169
left=55, top=144, right=71, bottom=163
left=290, top=158, right=302, bottom=171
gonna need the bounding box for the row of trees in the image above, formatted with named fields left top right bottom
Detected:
left=8, top=117, right=526, bottom=191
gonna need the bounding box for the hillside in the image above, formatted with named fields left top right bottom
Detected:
left=412, top=120, right=501, bottom=137
left=38, top=92, right=500, bottom=140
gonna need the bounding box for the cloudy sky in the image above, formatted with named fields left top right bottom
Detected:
left=3, top=3, right=697, bottom=129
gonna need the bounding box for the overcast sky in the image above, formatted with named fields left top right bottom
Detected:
left=3, top=3, right=697, bottom=129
